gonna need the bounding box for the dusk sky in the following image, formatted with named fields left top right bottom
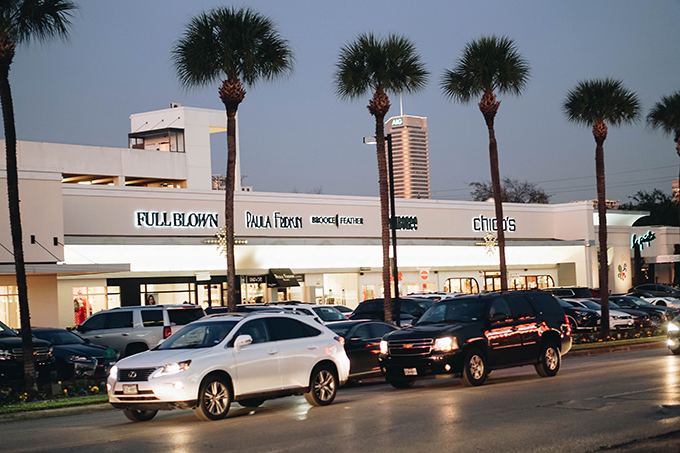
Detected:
left=8, top=1, right=680, bottom=204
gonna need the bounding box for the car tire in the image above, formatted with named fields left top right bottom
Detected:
left=387, top=377, right=415, bottom=389
left=304, top=365, right=338, bottom=406
left=535, top=342, right=561, bottom=378
left=238, top=398, right=265, bottom=408
left=194, top=376, right=232, bottom=421
left=460, top=348, right=488, bottom=387
left=123, top=409, right=158, bottom=422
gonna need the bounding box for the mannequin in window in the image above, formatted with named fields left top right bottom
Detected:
left=147, top=294, right=156, bottom=306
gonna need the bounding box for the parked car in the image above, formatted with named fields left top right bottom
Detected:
left=630, top=284, right=680, bottom=300
left=108, top=311, right=350, bottom=422
left=627, top=290, right=678, bottom=308
left=609, top=295, right=677, bottom=324
left=75, top=304, right=205, bottom=357
left=24, top=328, right=117, bottom=380
left=556, top=297, right=600, bottom=331
left=564, top=299, right=635, bottom=330
left=328, top=305, right=353, bottom=318
left=378, top=291, right=571, bottom=388
left=274, top=304, right=347, bottom=324
left=542, top=287, right=598, bottom=299
left=0, top=320, right=54, bottom=382
left=205, top=304, right=281, bottom=315
left=667, top=315, right=680, bottom=354
left=405, top=292, right=465, bottom=301
left=350, top=297, right=435, bottom=326
left=326, top=319, right=399, bottom=381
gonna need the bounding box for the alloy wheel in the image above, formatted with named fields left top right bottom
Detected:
left=313, top=369, right=335, bottom=402
left=204, top=381, right=230, bottom=415
left=469, top=355, right=484, bottom=380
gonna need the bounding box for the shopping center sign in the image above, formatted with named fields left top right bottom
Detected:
left=631, top=230, right=656, bottom=250
left=245, top=211, right=303, bottom=229
left=310, top=214, right=364, bottom=227
left=472, top=215, right=516, bottom=233
left=136, top=211, right=218, bottom=228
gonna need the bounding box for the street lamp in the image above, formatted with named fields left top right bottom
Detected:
left=363, top=134, right=401, bottom=326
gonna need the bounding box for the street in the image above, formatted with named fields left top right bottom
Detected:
left=4, top=347, right=680, bottom=453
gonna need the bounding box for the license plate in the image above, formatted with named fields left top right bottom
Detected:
left=404, top=368, right=418, bottom=376
left=123, top=384, right=138, bottom=395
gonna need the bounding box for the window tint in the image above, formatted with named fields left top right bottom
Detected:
left=81, top=313, right=106, bottom=330
left=267, top=317, right=308, bottom=341
left=301, top=322, right=322, bottom=337
left=108, top=311, right=133, bottom=329
left=142, top=309, right=164, bottom=327
left=489, top=298, right=511, bottom=319
left=168, top=308, right=204, bottom=326
left=370, top=323, right=396, bottom=338
left=351, top=324, right=372, bottom=340
left=237, top=319, right=270, bottom=344
left=526, top=293, right=564, bottom=316
left=401, top=302, right=421, bottom=315
left=506, top=295, right=535, bottom=318
left=313, top=307, right=346, bottom=322
left=357, top=301, right=381, bottom=312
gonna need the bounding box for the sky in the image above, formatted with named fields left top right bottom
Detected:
left=7, top=0, right=680, bottom=204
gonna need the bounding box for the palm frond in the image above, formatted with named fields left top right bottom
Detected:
left=441, top=35, right=529, bottom=104
left=647, top=91, right=680, bottom=142
left=563, top=78, right=641, bottom=127
left=0, top=0, right=77, bottom=44
left=334, top=32, right=428, bottom=101
left=172, top=6, right=294, bottom=90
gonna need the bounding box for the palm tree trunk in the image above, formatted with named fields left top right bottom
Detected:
left=374, top=114, right=393, bottom=323
left=484, top=115, right=508, bottom=291
left=0, top=63, right=36, bottom=392
left=595, top=137, right=610, bottom=339
left=225, top=106, right=237, bottom=312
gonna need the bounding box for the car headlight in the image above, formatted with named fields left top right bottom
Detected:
left=433, top=337, right=458, bottom=352
left=379, top=340, right=388, bottom=355
left=668, top=323, right=680, bottom=332
left=109, top=365, right=118, bottom=379
left=0, top=349, right=10, bottom=360
left=69, top=354, right=93, bottom=363
left=152, top=360, right=191, bottom=378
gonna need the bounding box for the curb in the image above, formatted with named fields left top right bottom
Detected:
left=0, top=403, right=113, bottom=423
left=565, top=340, right=666, bottom=358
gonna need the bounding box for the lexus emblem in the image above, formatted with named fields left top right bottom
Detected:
left=128, top=371, right=137, bottom=379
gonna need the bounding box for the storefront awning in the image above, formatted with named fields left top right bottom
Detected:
left=268, top=268, right=299, bottom=288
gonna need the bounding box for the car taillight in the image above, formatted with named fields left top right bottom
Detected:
left=334, top=335, right=345, bottom=346
left=163, top=326, right=172, bottom=339
left=564, top=315, right=572, bottom=336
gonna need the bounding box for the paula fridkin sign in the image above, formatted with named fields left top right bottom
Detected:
left=245, top=211, right=303, bottom=229
left=136, top=211, right=219, bottom=228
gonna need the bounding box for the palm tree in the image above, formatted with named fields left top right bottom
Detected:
left=0, top=0, right=77, bottom=392
left=172, top=7, right=293, bottom=312
left=646, top=92, right=680, bottom=227
left=334, top=33, right=428, bottom=323
left=563, top=78, right=640, bottom=339
left=441, top=35, right=530, bottom=292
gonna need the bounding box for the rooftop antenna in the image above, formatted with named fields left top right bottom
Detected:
left=399, top=93, right=403, bottom=116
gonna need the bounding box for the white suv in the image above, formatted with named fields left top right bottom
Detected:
left=107, top=311, right=350, bottom=422
left=75, top=305, right=205, bottom=357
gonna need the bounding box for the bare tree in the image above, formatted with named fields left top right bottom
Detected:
left=470, top=178, right=551, bottom=203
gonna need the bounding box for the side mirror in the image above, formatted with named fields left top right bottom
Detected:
left=489, top=313, right=509, bottom=323
left=75, top=325, right=87, bottom=332
left=234, top=334, right=253, bottom=352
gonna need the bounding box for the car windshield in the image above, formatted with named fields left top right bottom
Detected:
left=556, top=298, right=573, bottom=308
left=0, top=321, right=17, bottom=338
left=416, top=299, right=484, bottom=325
left=313, top=307, right=346, bottom=322
left=158, top=320, right=238, bottom=350
left=412, top=299, right=435, bottom=311
left=33, top=330, right=85, bottom=345
left=575, top=300, right=601, bottom=310
left=625, top=296, right=655, bottom=307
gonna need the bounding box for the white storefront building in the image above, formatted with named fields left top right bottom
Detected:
left=0, top=105, right=673, bottom=329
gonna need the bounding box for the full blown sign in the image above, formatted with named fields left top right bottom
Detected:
left=136, top=211, right=219, bottom=228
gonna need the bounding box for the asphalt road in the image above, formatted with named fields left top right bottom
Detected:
left=4, top=347, right=680, bottom=453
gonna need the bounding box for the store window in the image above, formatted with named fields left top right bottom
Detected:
left=323, top=274, right=358, bottom=306
left=141, top=283, right=195, bottom=306
left=443, top=278, right=480, bottom=294
left=508, top=275, right=555, bottom=291
left=0, top=286, right=19, bottom=328
left=242, top=276, right=267, bottom=304
left=73, top=286, right=120, bottom=325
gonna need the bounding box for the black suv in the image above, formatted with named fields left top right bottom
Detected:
left=0, top=320, right=54, bottom=382
left=378, top=291, right=571, bottom=388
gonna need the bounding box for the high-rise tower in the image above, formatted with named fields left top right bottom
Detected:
left=385, top=115, right=430, bottom=199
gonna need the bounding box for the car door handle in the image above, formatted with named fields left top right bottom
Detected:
left=121, top=333, right=129, bottom=336
left=267, top=349, right=278, bottom=355
left=94, top=335, right=102, bottom=339
left=307, top=345, right=318, bottom=350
